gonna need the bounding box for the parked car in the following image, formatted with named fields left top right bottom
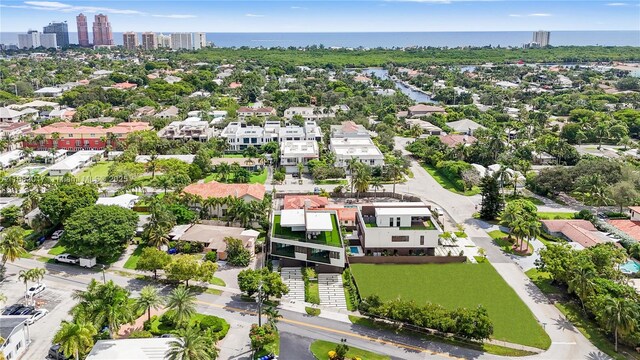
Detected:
left=48, top=344, right=71, bottom=360
left=54, top=254, right=79, bottom=265
left=26, top=309, right=49, bottom=324
left=26, top=283, right=46, bottom=297
left=15, top=306, right=35, bottom=315
left=2, top=304, right=23, bottom=315
left=51, top=230, right=64, bottom=240
left=433, top=207, right=444, bottom=217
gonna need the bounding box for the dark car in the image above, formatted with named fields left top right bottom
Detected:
left=15, top=306, right=35, bottom=315
left=48, top=344, right=71, bottom=360
left=2, top=304, right=23, bottom=315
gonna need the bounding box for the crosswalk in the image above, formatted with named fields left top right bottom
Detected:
left=318, top=273, right=348, bottom=310
left=280, top=268, right=305, bottom=302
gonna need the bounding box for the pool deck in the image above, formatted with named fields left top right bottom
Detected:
left=620, top=259, right=640, bottom=275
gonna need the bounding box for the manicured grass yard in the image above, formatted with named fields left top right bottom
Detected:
left=75, top=161, right=111, bottom=181
left=310, top=340, right=390, bottom=360
left=536, top=211, right=577, bottom=220
left=351, top=263, right=550, bottom=349
left=47, top=244, right=67, bottom=255
left=421, top=163, right=480, bottom=196
left=123, top=244, right=145, bottom=270
left=204, top=168, right=267, bottom=184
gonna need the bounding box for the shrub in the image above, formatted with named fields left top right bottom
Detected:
left=305, top=306, right=321, bottom=316
left=204, top=251, right=218, bottom=262
left=225, top=237, right=251, bottom=266
left=128, top=330, right=153, bottom=338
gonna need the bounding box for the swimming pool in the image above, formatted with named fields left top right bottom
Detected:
left=350, top=246, right=360, bottom=254
left=620, top=259, right=640, bottom=274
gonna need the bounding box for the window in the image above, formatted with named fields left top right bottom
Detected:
left=391, top=236, right=409, bottom=242
left=420, top=236, right=424, bottom=245
left=396, top=217, right=401, bottom=226
left=295, top=246, right=307, bottom=254
left=75, top=140, right=80, bottom=146
left=16, top=341, right=21, bottom=350
left=329, top=251, right=341, bottom=259
left=389, top=217, right=393, bottom=227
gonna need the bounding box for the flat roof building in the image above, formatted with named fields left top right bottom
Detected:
left=280, top=140, right=319, bottom=173
left=329, top=137, right=385, bottom=169
left=47, top=150, right=103, bottom=176
left=86, top=338, right=172, bottom=360
left=122, top=32, right=138, bottom=50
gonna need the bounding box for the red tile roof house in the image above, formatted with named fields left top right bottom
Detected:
left=438, top=134, right=477, bottom=148
left=23, top=122, right=151, bottom=151
left=540, top=220, right=607, bottom=250
left=607, top=206, right=640, bottom=242
left=112, top=82, right=138, bottom=90
left=182, top=181, right=265, bottom=218
left=282, top=195, right=357, bottom=228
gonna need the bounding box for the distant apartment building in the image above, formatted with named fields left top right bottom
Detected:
left=92, top=14, right=114, bottom=46
left=18, top=30, right=41, bottom=49
left=141, top=32, right=157, bottom=50
left=122, top=32, right=139, bottom=50
left=76, top=13, right=90, bottom=46
left=43, top=21, right=69, bottom=48
left=169, top=32, right=206, bottom=50
left=157, top=33, right=171, bottom=48
left=532, top=30, right=550, bottom=47
left=236, top=106, right=276, bottom=120
left=158, top=118, right=214, bottom=142
left=283, top=105, right=349, bottom=121
left=24, top=122, right=151, bottom=151
left=39, top=33, right=57, bottom=48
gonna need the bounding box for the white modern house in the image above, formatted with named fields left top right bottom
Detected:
left=48, top=150, right=103, bottom=176
left=236, top=107, right=276, bottom=120
left=0, top=316, right=30, bottom=360
left=280, top=140, right=319, bottom=173
left=0, top=107, right=25, bottom=123
left=158, top=118, right=214, bottom=141
left=221, top=121, right=322, bottom=151
left=96, top=194, right=140, bottom=209
left=86, top=338, right=172, bottom=360
left=354, top=202, right=443, bottom=256
left=330, top=121, right=370, bottom=138
left=330, top=137, right=385, bottom=169
left=271, top=208, right=346, bottom=269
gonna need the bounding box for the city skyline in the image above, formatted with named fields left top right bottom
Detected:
left=0, top=0, right=639, bottom=33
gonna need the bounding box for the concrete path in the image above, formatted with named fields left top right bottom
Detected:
left=280, top=268, right=304, bottom=302
left=318, top=273, right=348, bottom=310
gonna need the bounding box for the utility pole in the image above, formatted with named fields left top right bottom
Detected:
left=257, top=280, right=263, bottom=327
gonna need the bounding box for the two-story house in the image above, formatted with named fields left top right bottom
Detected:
left=354, top=202, right=442, bottom=256
left=280, top=140, right=319, bottom=173
left=158, top=118, right=214, bottom=142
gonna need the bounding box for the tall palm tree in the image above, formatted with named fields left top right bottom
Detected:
left=53, top=320, right=97, bottom=360
left=263, top=305, right=282, bottom=332
left=567, top=267, right=595, bottom=312
left=147, top=153, right=159, bottom=179
left=216, top=163, right=231, bottom=182
left=136, top=285, right=164, bottom=323
left=51, top=132, right=61, bottom=151
left=601, top=296, right=639, bottom=352
left=31, top=267, right=46, bottom=284
left=72, top=280, right=135, bottom=339
left=166, top=285, right=196, bottom=328
left=20, top=147, right=34, bottom=162
left=18, top=270, right=34, bottom=301
left=0, top=226, right=25, bottom=267
left=386, top=158, right=403, bottom=195
left=166, top=326, right=217, bottom=360
left=352, top=164, right=372, bottom=198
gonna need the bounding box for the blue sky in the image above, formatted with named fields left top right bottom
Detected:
left=0, top=0, right=639, bottom=32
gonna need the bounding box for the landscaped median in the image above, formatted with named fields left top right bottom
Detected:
left=350, top=262, right=551, bottom=350
left=310, top=340, right=389, bottom=360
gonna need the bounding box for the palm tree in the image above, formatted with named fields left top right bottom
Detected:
left=18, top=270, right=34, bottom=301
left=166, top=285, right=196, bottom=328
left=567, top=267, right=595, bottom=312
left=166, top=326, right=217, bottom=360
left=297, top=162, right=304, bottom=180
left=20, top=147, right=34, bottom=162
left=72, top=280, right=135, bottom=339
left=263, top=305, right=282, bottom=332
left=0, top=226, right=25, bottom=267
left=629, top=243, right=640, bottom=260
left=352, top=164, right=372, bottom=198
left=601, top=296, right=639, bottom=352
left=136, top=285, right=164, bottom=323
left=53, top=320, right=97, bottom=360
left=147, top=153, right=159, bottom=178
left=31, top=267, right=45, bottom=284
left=370, top=178, right=383, bottom=196
left=216, top=163, right=231, bottom=182
left=51, top=132, right=61, bottom=151
left=386, top=158, right=403, bottom=195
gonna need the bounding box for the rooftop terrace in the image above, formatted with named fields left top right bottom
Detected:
left=273, top=214, right=342, bottom=247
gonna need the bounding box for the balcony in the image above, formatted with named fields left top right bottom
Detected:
left=400, top=219, right=436, bottom=230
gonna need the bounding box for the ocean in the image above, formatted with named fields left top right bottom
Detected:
left=1, top=31, right=639, bottom=48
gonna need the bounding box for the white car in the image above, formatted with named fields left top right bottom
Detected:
left=26, top=309, right=48, bottom=324
left=51, top=230, right=64, bottom=240
left=433, top=207, right=444, bottom=217
left=26, top=283, right=46, bottom=297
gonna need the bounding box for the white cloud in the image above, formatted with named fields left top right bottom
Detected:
left=152, top=14, right=197, bottom=19
left=606, top=2, right=628, bottom=5
left=508, top=14, right=522, bottom=17
left=245, top=13, right=265, bottom=17
left=510, top=13, right=552, bottom=17
left=290, top=6, right=306, bottom=9
left=24, top=1, right=70, bottom=8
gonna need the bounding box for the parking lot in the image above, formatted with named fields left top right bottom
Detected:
left=1, top=274, right=77, bottom=360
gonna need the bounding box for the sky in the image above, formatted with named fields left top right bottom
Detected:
left=0, top=0, right=639, bottom=32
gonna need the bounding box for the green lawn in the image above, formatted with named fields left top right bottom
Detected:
left=505, top=195, right=545, bottom=206
left=47, top=244, right=67, bottom=255
left=310, top=340, right=390, bottom=360
left=536, top=212, right=577, bottom=220
left=123, top=244, right=145, bottom=270
left=525, top=269, right=562, bottom=295
left=273, top=214, right=342, bottom=247
left=351, top=263, right=550, bottom=349
left=306, top=280, right=320, bottom=304
left=75, top=161, right=111, bottom=181
left=204, top=168, right=267, bottom=184
left=314, top=179, right=348, bottom=185
left=209, top=277, right=226, bottom=287
left=421, top=163, right=480, bottom=196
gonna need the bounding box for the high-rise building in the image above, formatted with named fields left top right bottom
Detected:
left=18, top=30, right=41, bottom=49
left=43, top=21, right=69, bottom=48
left=532, top=30, right=550, bottom=47
left=171, top=33, right=193, bottom=50
left=92, top=14, right=114, bottom=46
left=141, top=32, right=157, bottom=50
left=194, top=32, right=206, bottom=49
left=76, top=13, right=89, bottom=47
left=40, top=33, right=58, bottom=48
left=122, top=32, right=139, bottom=50
left=157, top=33, right=172, bottom=48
